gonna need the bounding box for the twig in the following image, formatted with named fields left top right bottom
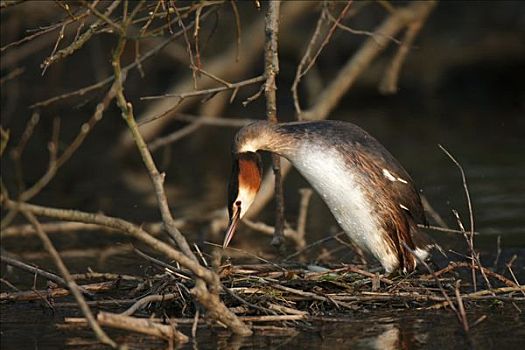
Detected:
left=418, top=224, right=477, bottom=235
left=0, top=8, right=91, bottom=53
left=0, top=278, right=18, bottom=291
left=344, top=265, right=394, bottom=285
left=140, top=113, right=256, bottom=127
left=439, top=144, right=492, bottom=292
left=284, top=232, right=346, bottom=261
left=1, top=220, right=171, bottom=238
left=0, top=281, right=115, bottom=302
left=454, top=280, right=469, bottom=332
left=148, top=122, right=201, bottom=151
left=30, top=8, right=215, bottom=109
left=120, top=293, right=179, bottom=316
left=116, top=1, right=316, bottom=157
left=134, top=248, right=191, bottom=279
left=270, top=283, right=356, bottom=311
left=2, top=221, right=109, bottom=238
left=292, top=1, right=352, bottom=116
left=325, top=5, right=399, bottom=44
left=426, top=286, right=523, bottom=309
left=42, top=1, right=122, bottom=73
left=506, top=255, right=525, bottom=296
left=82, top=1, right=123, bottom=34
left=403, top=242, right=469, bottom=332
left=1, top=254, right=70, bottom=290
left=112, top=32, right=201, bottom=268
left=10, top=111, right=40, bottom=193
left=426, top=261, right=518, bottom=288
left=2, top=80, right=119, bottom=230
left=140, top=75, right=265, bottom=100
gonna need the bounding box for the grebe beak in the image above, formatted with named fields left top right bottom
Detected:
left=222, top=151, right=262, bottom=249
left=223, top=202, right=241, bottom=249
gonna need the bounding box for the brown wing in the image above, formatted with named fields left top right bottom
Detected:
left=276, top=120, right=429, bottom=271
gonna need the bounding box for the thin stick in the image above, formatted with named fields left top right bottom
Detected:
left=0, top=281, right=115, bottom=302
left=438, top=145, right=475, bottom=251
left=284, top=232, right=346, bottom=261
left=439, top=144, right=492, bottom=292
left=418, top=224, right=477, bottom=235
left=292, top=1, right=352, bottom=116
left=29, top=8, right=215, bottom=109
left=2, top=80, right=119, bottom=230
left=120, top=293, right=179, bottom=316
left=426, top=261, right=518, bottom=288
left=140, top=75, right=265, bottom=100
left=2, top=200, right=218, bottom=285
left=454, top=280, right=469, bottom=332
left=1, top=254, right=69, bottom=290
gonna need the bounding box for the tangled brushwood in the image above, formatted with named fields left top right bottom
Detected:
left=1, top=255, right=524, bottom=345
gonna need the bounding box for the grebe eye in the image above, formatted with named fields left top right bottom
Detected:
left=235, top=200, right=241, bottom=206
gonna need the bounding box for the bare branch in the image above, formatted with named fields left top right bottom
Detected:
left=111, top=23, right=252, bottom=335
left=140, top=75, right=265, bottom=101
left=379, top=8, right=432, bottom=94
left=301, top=1, right=436, bottom=121
left=263, top=0, right=285, bottom=249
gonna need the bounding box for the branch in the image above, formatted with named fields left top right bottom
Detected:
left=292, top=1, right=352, bottom=116
left=263, top=0, right=285, bottom=249
left=115, top=1, right=316, bottom=155
left=301, top=1, right=437, bottom=121
left=2, top=199, right=218, bottom=286
left=140, top=75, right=265, bottom=101
left=29, top=7, right=215, bottom=109
left=1, top=81, right=119, bottom=229
left=111, top=25, right=252, bottom=335
left=379, top=6, right=432, bottom=94
left=41, top=1, right=122, bottom=72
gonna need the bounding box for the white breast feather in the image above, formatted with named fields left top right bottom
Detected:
left=291, top=146, right=399, bottom=272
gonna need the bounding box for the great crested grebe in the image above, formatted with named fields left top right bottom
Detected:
left=222, top=120, right=431, bottom=273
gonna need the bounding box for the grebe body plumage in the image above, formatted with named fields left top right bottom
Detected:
left=224, top=120, right=430, bottom=273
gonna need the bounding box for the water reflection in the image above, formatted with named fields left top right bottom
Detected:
left=2, top=299, right=524, bottom=349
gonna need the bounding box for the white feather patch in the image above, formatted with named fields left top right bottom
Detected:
left=291, top=146, right=399, bottom=273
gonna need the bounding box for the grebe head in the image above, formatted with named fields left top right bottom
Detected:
left=223, top=151, right=262, bottom=248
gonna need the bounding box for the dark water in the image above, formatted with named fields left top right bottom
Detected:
left=2, top=302, right=525, bottom=349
